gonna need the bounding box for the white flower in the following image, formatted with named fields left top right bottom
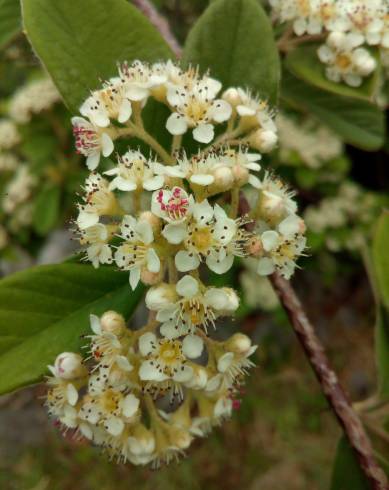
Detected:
left=119, top=60, right=166, bottom=102
left=80, top=80, right=132, bottom=127
left=147, top=275, right=239, bottom=337
left=77, top=173, right=120, bottom=229
left=318, top=31, right=377, bottom=87
left=138, top=332, right=195, bottom=387
left=256, top=214, right=306, bottom=279
left=256, top=171, right=298, bottom=220
left=50, top=352, right=86, bottom=380
left=3, top=166, right=36, bottom=214
left=0, top=119, right=20, bottom=150
left=79, top=388, right=140, bottom=436
left=79, top=223, right=114, bottom=268
left=222, top=148, right=262, bottom=188
left=173, top=201, right=249, bottom=274
left=72, top=116, right=114, bottom=170
left=223, top=88, right=277, bottom=151
left=104, top=150, right=164, bottom=192
left=151, top=187, right=194, bottom=244
left=8, top=77, right=61, bottom=123
left=114, top=215, right=160, bottom=290
left=166, top=83, right=231, bottom=143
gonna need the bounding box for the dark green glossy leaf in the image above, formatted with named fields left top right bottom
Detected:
left=330, top=436, right=370, bottom=490
left=0, top=0, right=21, bottom=49
left=0, top=263, right=144, bottom=394
left=22, top=0, right=173, bottom=113
left=182, top=0, right=280, bottom=104
left=281, top=69, right=385, bottom=150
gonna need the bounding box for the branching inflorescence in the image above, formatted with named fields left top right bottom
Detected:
left=46, top=60, right=306, bottom=466
left=272, top=0, right=388, bottom=87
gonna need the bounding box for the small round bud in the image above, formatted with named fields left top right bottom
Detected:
left=139, top=211, right=161, bottom=234
left=232, top=165, right=249, bottom=186
left=145, top=283, right=177, bottom=311
left=128, top=424, right=156, bottom=455
left=225, top=333, right=252, bottom=355
left=141, top=267, right=164, bottom=285
left=220, top=288, right=240, bottom=312
left=54, top=352, right=86, bottom=380
left=222, top=87, right=241, bottom=107
left=213, top=166, right=234, bottom=189
left=249, top=129, right=277, bottom=152
left=101, top=311, right=126, bottom=335
left=259, top=190, right=285, bottom=218
left=246, top=236, right=263, bottom=257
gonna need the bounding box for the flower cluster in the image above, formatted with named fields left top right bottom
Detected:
left=304, top=181, right=387, bottom=252
left=276, top=113, right=343, bottom=170
left=46, top=61, right=306, bottom=466
left=8, top=77, right=62, bottom=124
left=271, top=0, right=388, bottom=86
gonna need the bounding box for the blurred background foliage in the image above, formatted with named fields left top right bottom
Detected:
left=0, top=0, right=388, bottom=489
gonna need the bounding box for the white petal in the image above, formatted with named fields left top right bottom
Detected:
left=122, top=394, right=140, bottom=417
left=182, top=335, right=204, bottom=359
left=111, top=177, right=137, bottom=192
left=248, top=174, right=261, bottom=189
left=66, top=383, right=78, bottom=406
left=193, top=199, right=213, bottom=224
left=86, top=152, right=100, bottom=171
left=176, top=275, right=199, bottom=298
left=217, top=352, right=234, bottom=373
left=162, top=223, right=187, bottom=244
left=173, top=364, right=193, bottom=382
left=77, top=211, right=99, bottom=230
left=143, top=175, right=164, bottom=191
left=146, top=248, right=161, bottom=273
left=101, top=133, right=114, bottom=157
left=105, top=416, right=124, bottom=436
left=210, top=100, right=232, bottom=122
left=206, top=254, right=234, bottom=274
left=116, top=355, right=133, bottom=372
left=89, top=314, right=102, bottom=335
left=139, top=360, right=168, bottom=381
left=236, top=105, right=256, bottom=117
left=278, top=214, right=301, bottom=237
left=160, top=321, right=189, bottom=339
left=129, top=267, right=141, bottom=290
left=175, top=250, right=200, bottom=272
left=204, top=288, right=229, bottom=311
left=126, top=85, right=149, bottom=101
left=193, top=124, right=214, bottom=143
left=118, top=99, right=132, bottom=123
left=139, top=332, right=157, bottom=356
left=166, top=113, right=187, bottom=135
left=190, top=174, right=215, bottom=186
left=257, top=257, right=275, bottom=276
left=261, top=230, right=279, bottom=252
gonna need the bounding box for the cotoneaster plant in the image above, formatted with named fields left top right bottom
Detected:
left=45, top=60, right=306, bottom=467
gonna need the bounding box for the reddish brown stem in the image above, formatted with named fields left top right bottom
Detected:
left=132, top=0, right=182, bottom=58
left=270, top=272, right=388, bottom=489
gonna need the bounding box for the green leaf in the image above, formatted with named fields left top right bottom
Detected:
left=21, top=0, right=173, bottom=113
left=376, top=306, right=389, bottom=397
left=330, top=436, right=370, bottom=490
left=33, top=183, right=61, bottom=236
left=281, top=70, right=385, bottom=150
left=0, top=263, right=144, bottom=394
left=0, top=0, right=21, bottom=49
left=285, top=43, right=380, bottom=102
left=182, top=0, right=280, bottom=104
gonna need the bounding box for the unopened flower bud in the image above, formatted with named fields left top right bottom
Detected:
left=139, top=211, right=161, bottom=234
left=101, top=310, right=126, bottom=335
left=213, top=166, right=234, bottom=189
left=145, top=283, right=177, bottom=311
left=225, top=333, right=252, bottom=355
left=128, top=424, right=156, bottom=455
left=222, top=87, right=241, bottom=108
left=141, top=267, right=164, bottom=285
left=259, top=190, right=285, bottom=218
left=54, top=352, right=86, bottom=380
left=249, top=129, right=277, bottom=152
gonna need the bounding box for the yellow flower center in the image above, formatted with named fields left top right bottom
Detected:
left=192, top=227, right=213, bottom=253
left=335, top=54, right=352, bottom=70
left=158, top=340, right=182, bottom=365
